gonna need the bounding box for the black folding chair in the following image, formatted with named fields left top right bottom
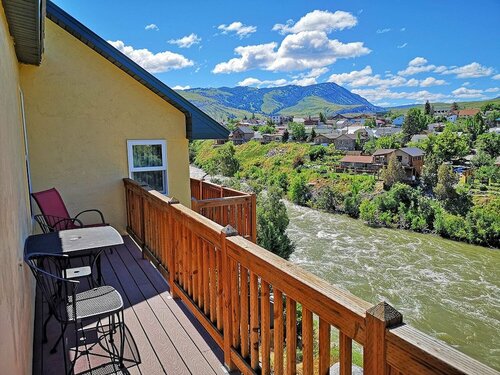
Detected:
left=25, top=253, right=126, bottom=374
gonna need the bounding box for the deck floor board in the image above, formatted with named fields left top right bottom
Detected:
left=32, top=236, right=228, bottom=375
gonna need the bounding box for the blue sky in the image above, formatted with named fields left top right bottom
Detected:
left=53, top=0, right=500, bottom=107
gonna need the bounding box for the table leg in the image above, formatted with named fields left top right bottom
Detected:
left=97, top=250, right=103, bottom=286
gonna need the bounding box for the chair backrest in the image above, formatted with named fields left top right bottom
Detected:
left=25, top=253, right=79, bottom=322
left=31, top=188, right=76, bottom=231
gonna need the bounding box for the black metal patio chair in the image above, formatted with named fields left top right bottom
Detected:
left=25, top=253, right=126, bottom=374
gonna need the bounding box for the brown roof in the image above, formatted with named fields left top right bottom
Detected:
left=340, top=155, right=374, bottom=164
left=458, top=109, right=480, bottom=116
left=373, top=148, right=396, bottom=156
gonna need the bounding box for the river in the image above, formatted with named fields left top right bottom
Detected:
left=190, top=167, right=500, bottom=370
left=286, top=202, right=500, bottom=370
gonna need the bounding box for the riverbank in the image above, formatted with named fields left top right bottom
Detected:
left=191, top=140, right=499, bottom=248
left=190, top=165, right=500, bottom=370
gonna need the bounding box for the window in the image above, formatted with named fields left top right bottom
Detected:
left=127, top=140, right=167, bottom=194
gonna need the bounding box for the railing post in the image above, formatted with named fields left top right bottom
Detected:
left=191, top=198, right=199, bottom=213
left=221, top=224, right=239, bottom=371
left=140, top=192, right=146, bottom=259
left=363, top=301, right=403, bottom=375
left=250, top=193, right=257, bottom=243
left=167, top=197, right=180, bottom=299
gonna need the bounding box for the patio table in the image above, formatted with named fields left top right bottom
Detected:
left=25, top=226, right=124, bottom=284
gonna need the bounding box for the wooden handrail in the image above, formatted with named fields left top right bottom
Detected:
left=123, top=178, right=499, bottom=375
left=190, top=177, right=256, bottom=243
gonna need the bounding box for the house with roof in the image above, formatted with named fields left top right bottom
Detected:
left=230, top=126, right=255, bottom=144
left=392, top=115, right=405, bottom=127
left=457, top=109, right=480, bottom=118
left=0, top=2, right=229, bottom=372
left=446, top=114, right=458, bottom=123
left=339, top=155, right=377, bottom=172
left=313, top=134, right=337, bottom=145
left=373, top=149, right=397, bottom=165
left=373, top=148, right=425, bottom=178
left=333, top=134, right=358, bottom=151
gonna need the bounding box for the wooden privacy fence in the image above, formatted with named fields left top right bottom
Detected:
left=124, top=178, right=498, bottom=375
left=190, top=177, right=257, bottom=242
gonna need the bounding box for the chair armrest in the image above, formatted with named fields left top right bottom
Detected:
left=74, top=209, right=106, bottom=224
left=34, top=215, right=83, bottom=233
left=53, top=217, right=84, bottom=230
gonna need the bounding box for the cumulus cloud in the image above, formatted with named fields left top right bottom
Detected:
left=441, top=62, right=494, bottom=78
left=217, top=22, right=257, bottom=38
left=237, top=77, right=289, bottom=88
left=273, top=10, right=357, bottom=34
left=397, top=42, right=408, bottom=49
left=172, top=85, right=191, bottom=90
left=108, top=40, right=194, bottom=73
left=451, top=87, right=485, bottom=98
left=485, top=87, right=499, bottom=93
left=352, top=87, right=448, bottom=103
left=376, top=28, right=391, bottom=34
left=168, top=33, right=201, bottom=48
left=213, top=31, right=370, bottom=73
left=237, top=70, right=327, bottom=88
left=493, top=74, right=500, bottom=80
left=145, top=24, right=159, bottom=31
left=419, top=77, right=447, bottom=87
left=327, top=66, right=446, bottom=88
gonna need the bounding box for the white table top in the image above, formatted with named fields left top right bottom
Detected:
left=59, top=226, right=124, bottom=252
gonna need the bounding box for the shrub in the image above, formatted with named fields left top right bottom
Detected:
left=289, top=175, right=311, bottom=206
left=309, top=146, right=327, bottom=161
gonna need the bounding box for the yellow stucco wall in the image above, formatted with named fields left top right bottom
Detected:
left=20, top=20, right=191, bottom=232
left=0, top=4, right=35, bottom=374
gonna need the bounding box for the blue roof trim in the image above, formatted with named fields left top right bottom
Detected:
left=45, top=1, right=228, bottom=140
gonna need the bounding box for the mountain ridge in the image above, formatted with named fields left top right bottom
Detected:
left=177, top=82, right=384, bottom=121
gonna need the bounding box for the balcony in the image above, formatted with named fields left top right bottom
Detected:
left=33, top=178, right=498, bottom=374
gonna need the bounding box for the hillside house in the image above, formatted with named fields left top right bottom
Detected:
left=373, top=149, right=396, bottom=165
left=433, top=108, right=451, bottom=116
left=230, top=126, right=255, bottom=144
left=392, top=115, right=405, bottom=127
left=270, top=114, right=284, bottom=124
left=457, top=109, right=480, bottom=118
left=333, top=134, right=357, bottom=151
left=314, top=134, right=337, bottom=145
left=339, top=155, right=376, bottom=172
left=446, top=114, right=458, bottom=123
left=374, top=148, right=425, bottom=178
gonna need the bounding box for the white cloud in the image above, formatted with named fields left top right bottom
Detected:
left=420, top=77, right=447, bottom=87
left=217, top=22, right=257, bottom=38
left=172, top=85, right=191, bottom=90
left=108, top=40, right=194, bottom=73
left=237, top=77, right=289, bottom=88
left=397, top=57, right=447, bottom=76
left=376, top=28, right=391, bottom=34
left=397, top=42, right=408, bottom=49
left=400, top=27, right=406, bottom=32
left=485, top=87, right=499, bottom=93
left=409, top=57, right=428, bottom=67
left=493, top=74, right=500, bottom=80
left=451, top=87, right=485, bottom=98
left=213, top=31, right=370, bottom=73
left=273, top=10, right=357, bottom=34
left=327, top=66, right=445, bottom=88
left=145, top=24, right=159, bottom=31
left=462, top=81, right=471, bottom=86
left=441, top=62, right=494, bottom=78
left=352, top=87, right=448, bottom=103
left=168, top=33, right=202, bottom=48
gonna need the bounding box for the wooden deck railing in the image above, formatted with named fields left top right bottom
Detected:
left=190, top=178, right=257, bottom=242
left=124, top=178, right=498, bottom=375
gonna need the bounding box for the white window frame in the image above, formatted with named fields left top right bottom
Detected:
left=127, top=139, right=168, bottom=194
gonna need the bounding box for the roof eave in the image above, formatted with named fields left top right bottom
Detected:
left=45, top=1, right=229, bottom=140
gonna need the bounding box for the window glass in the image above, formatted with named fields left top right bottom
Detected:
left=127, top=140, right=167, bottom=194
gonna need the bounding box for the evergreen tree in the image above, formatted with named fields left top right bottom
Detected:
left=424, top=100, right=431, bottom=115
left=319, top=112, right=327, bottom=123
left=257, top=188, right=295, bottom=260
left=289, top=175, right=311, bottom=206
left=451, top=102, right=459, bottom=111
left=282, top=129, right=289, bottom=143
left=402, top=108, right=426, bottom=142
left=381, top=154, right=406, bottom=188
left=289, top=122, right=307, bottom=141
left=308, top=128, right=317, bottom=142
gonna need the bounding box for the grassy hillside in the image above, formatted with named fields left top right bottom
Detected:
left=388, top=97, right=500, bottom=115
left=278, top=96, right=358, bottom=117
left=179, top=91, right=254, bottom=121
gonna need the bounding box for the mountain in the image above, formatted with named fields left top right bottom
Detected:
left=386, top=97, right=500, bottom=114
left=177, top=82, right=384, bottom=121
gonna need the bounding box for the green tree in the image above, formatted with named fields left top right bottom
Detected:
left=432, top=127, right=469, bottom=161
left=289, top=122, right=307, bottom=141
left=319, top=112, right=327, bottom=123
left=434, top=164, right=472, bottom=215
left=210, top=142, right=240, bottom=177
left=402, top=108, right=427, bottom=142
left=289, top=175, right=310, bottom=206
left=282, top=129, right=289, bottom=143
left=309, top=145, right=326, bottom=161
left=451, top=102, right=459, bottom=111
left=307, top=128, right=317, bottom=142
left=424, top=100, right=431, bottom=115
left=257, top=188, right=295, bottom=259
left=420, top=154, right=440, bottom=191
left=365, top=118, right=376, bottom=128
left=475, top=132, right=500, bottom=157
left=381, top=154, right=406, bottom=188
left=259, top=125, right=275, bottom=134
